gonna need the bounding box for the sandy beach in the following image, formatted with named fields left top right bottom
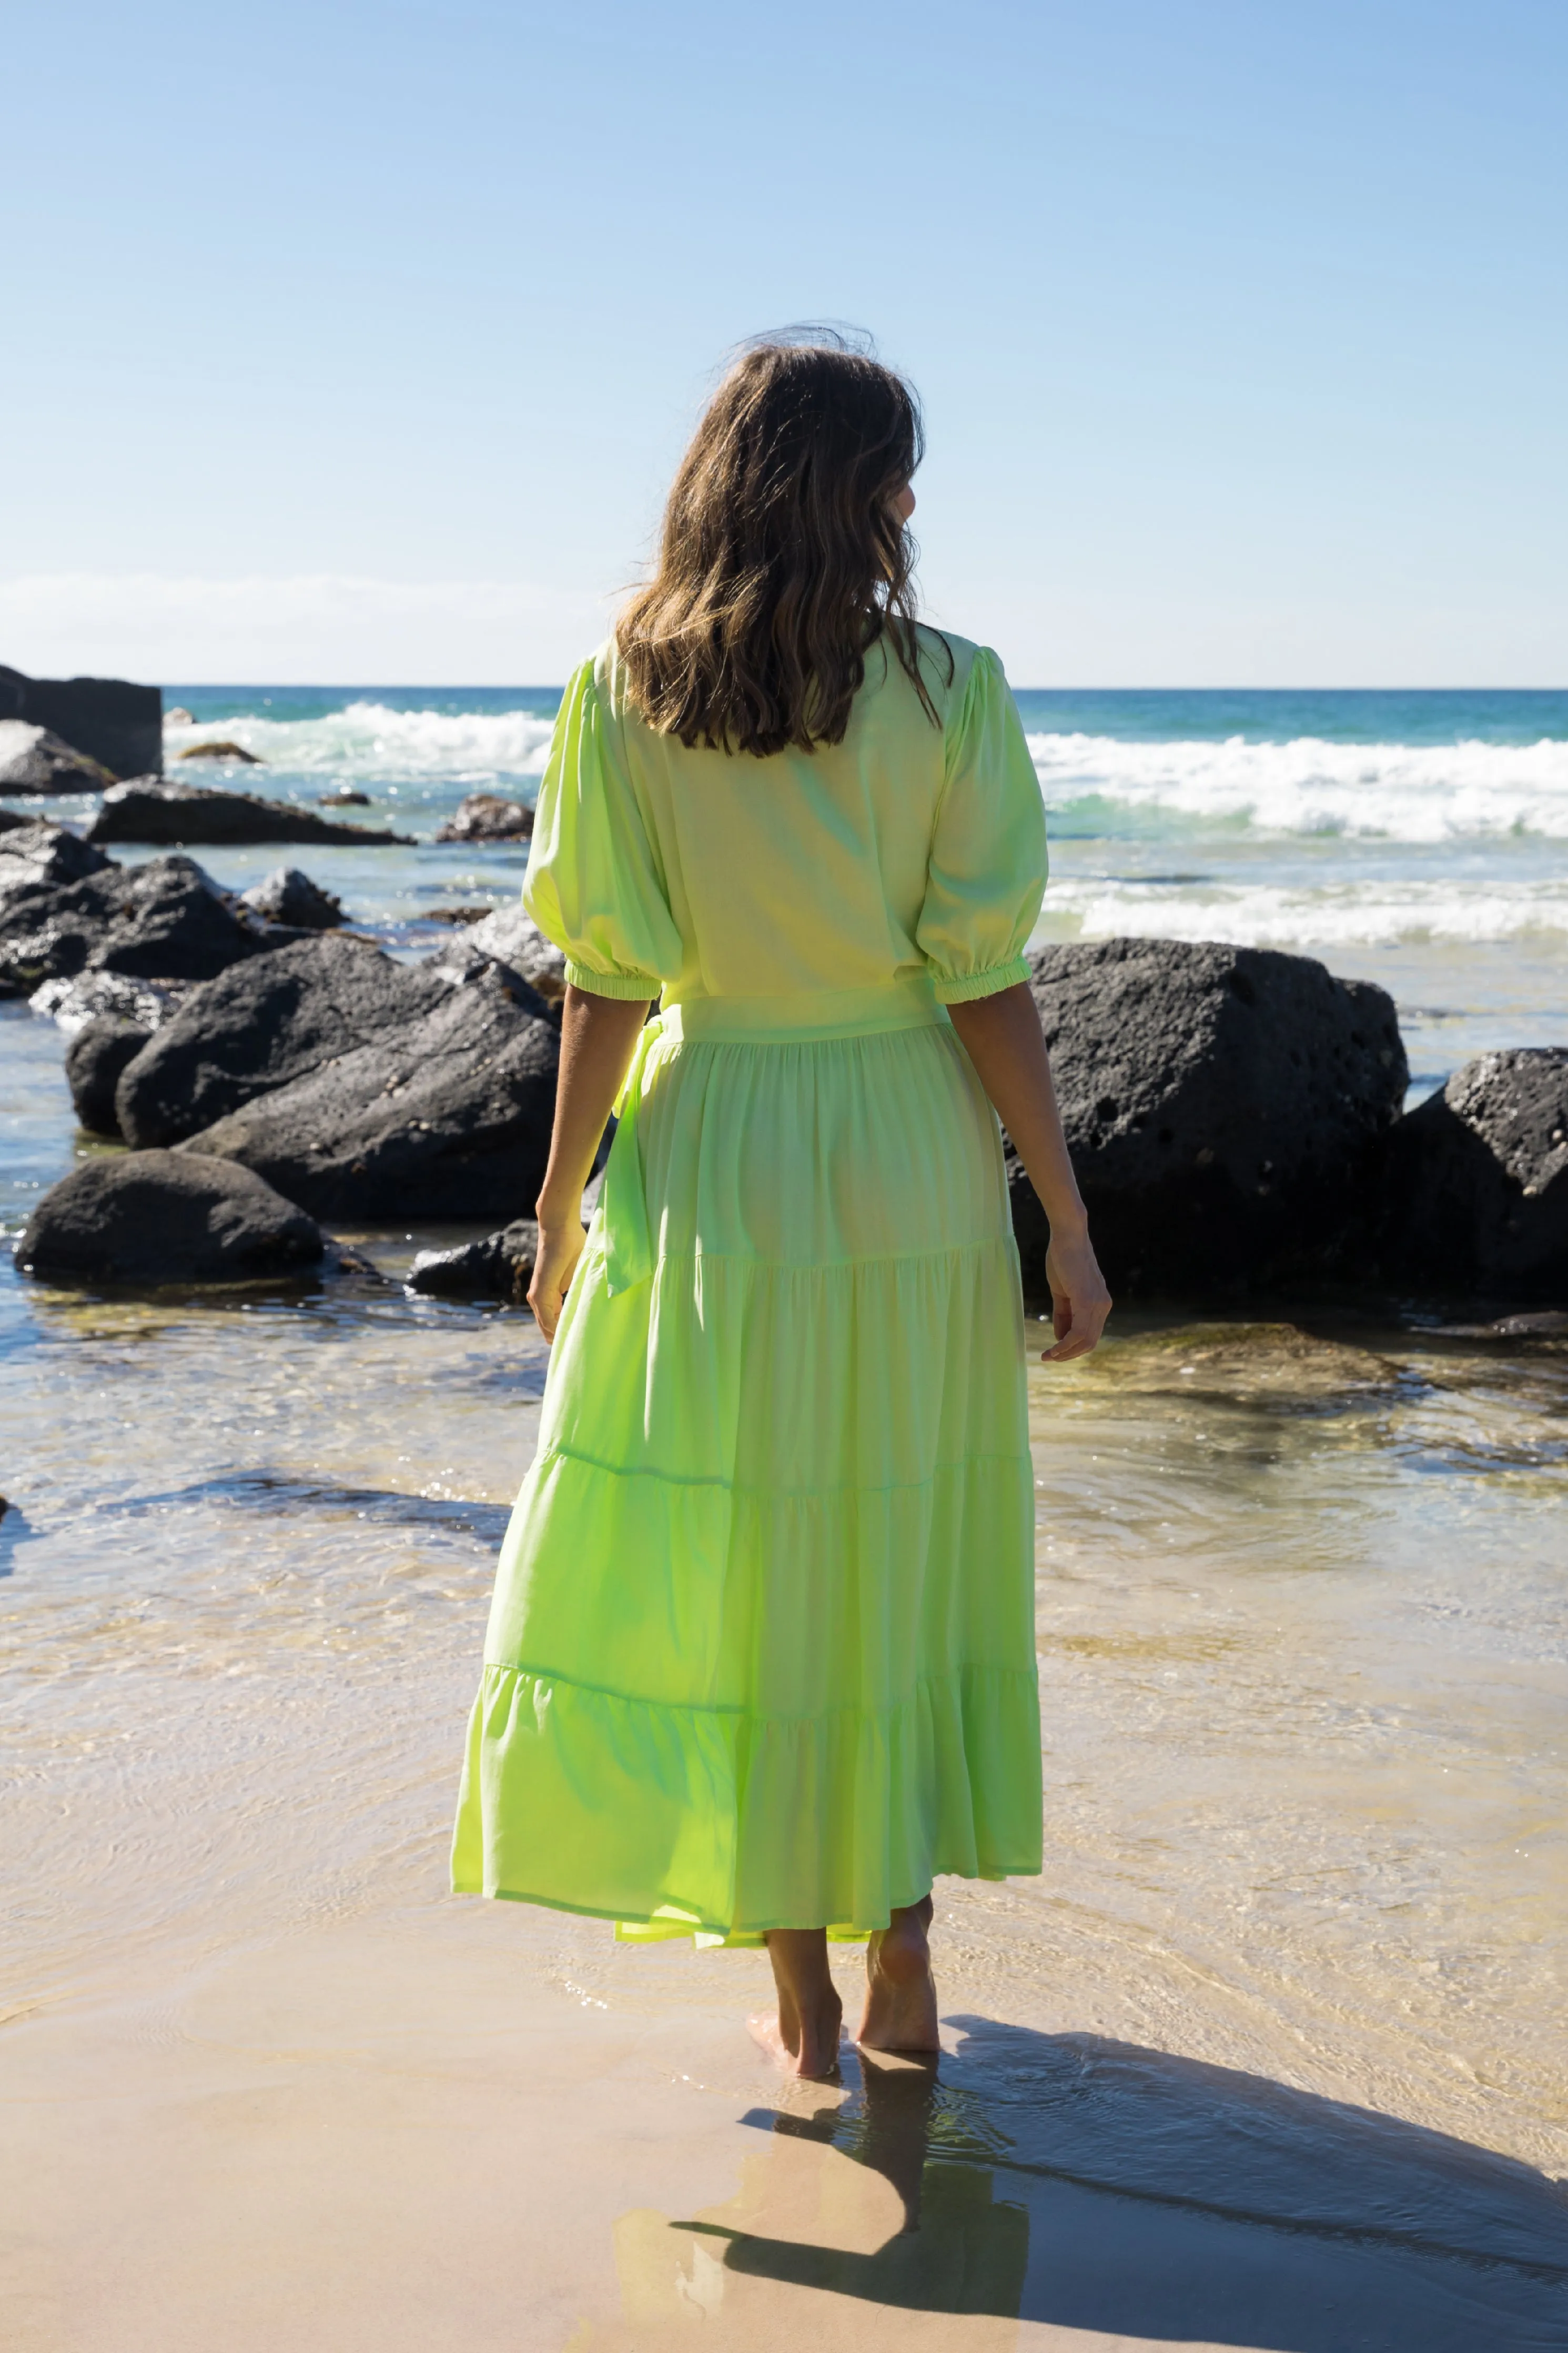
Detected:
left=4, top=958, right=1565, bottom=2347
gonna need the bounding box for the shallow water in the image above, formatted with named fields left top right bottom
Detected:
left=4, top=1005, right=1564, bottom=2178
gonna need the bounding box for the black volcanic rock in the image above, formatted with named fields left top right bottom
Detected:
left=0, top=820, right=116, bottom=890
left=428, top=901, right=567, bottom=1001
left=0, top=665, right=161, bottom=781
left=17, top=1151, right=322, bottom=1288
left=0, top=722, right=117, bottom=793
left=66, top=1015, right=153, bottom=1135
left=179, top=962, right=559, bottom=1222
left=115, top=935, right=454, bottom=1148
left=176, top=740, right=263, bottom=764
left=0, top=852, right=268, bottom=997
left=239, top=866, right=346, bottom=929
left=434, top=792, right=533, bottom=843
left=1378, top=1049, right=1568, bottom=1300
left=1007, top=938, right=1408, bottom=1296
left=87, top=779, right=414, bottom=848
left=407, top=1219, right=538, bottom=1303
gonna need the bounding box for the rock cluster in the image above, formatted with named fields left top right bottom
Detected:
left=1, top=832, right=271, bottom=999
left=13, top=891, right=1565, bottom=1306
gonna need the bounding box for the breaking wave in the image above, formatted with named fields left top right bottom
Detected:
left=165, top=702, right=557, bottom=785
left=1027, top=732, right=1568, bottom=842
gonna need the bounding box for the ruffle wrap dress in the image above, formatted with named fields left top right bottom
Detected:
left=451, top=626, right=1049, bottom=1943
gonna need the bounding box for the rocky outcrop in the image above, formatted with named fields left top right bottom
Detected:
left=65, top=1015, right=152, bottom=1134
left=434, top=792, right=533, bottom=843
left=116, top=935, right=453, bottom=1147
left=429, top=900, right=567, bottom=1001
left=407, top=1219, right=538, bottom=1303
left=239, top=867, right=345, bottom=929
left=1377, top=1050, right=1568, bottom=1300
left=177, top=740, right=262, bottom=763
left=178, top=961, right=559, bottom=1222
left=0, top=665, right=161, bottom=781
left=86, top=780, right=414, bottom=848
left=0, top=851, right=269, bottom=998
left=16, top=1151, right=322, bottom=1288
left=318, top=790, right=370, bottom=807
left=0, top=820, right=115, bottom=891
left=0, top=721, right=117, bottom=793
left=1007, top=938, right=1408, bottom=1296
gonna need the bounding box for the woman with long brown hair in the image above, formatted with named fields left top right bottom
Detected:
left=452, top=335, right=1110, bottom=2077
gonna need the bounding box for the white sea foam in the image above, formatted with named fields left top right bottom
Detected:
left=164, top=703, right=557, bottom=783
left=1027, top=732, right=1568, bottom=841
left=1041, top=876, right=1568, bottom=950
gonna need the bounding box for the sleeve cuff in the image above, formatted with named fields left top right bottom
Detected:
left=930, top=956, right=1030, bottom=1005
left=564, top=960, right=661, bottom=1001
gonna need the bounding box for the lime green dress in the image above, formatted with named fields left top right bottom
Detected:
left=451, top=626, right=1048, bottom=1943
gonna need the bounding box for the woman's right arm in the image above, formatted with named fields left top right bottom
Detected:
left=947, top=982, right=1112, bottom=1362
left=528, top=984, right=652, bottom=1340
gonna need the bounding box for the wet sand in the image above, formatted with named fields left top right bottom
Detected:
left=3, top=1008, right=1567, bottom=2347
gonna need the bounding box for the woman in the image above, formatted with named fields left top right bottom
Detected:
left=452, top=336, right=1110, bottom=2079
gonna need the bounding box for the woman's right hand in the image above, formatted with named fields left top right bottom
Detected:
left=1043, top=1227, right=1112, bottom=1363
left=528, top=1216, right=587, bottom=1342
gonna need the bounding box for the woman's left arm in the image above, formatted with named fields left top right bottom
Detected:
left=529, top=984, right=653, bottom=1339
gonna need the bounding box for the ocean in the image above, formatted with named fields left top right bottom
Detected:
left=138, top=682, right=1568, bottom=1107
left=3, top=686, right=1565, bottom=2322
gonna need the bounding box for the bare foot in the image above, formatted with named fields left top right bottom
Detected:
left=746, top=1988, right=843, bottom=2078
left=750, top=1929, right=844, bottom=2079
left=856, top=1896, right=939, bottom=2053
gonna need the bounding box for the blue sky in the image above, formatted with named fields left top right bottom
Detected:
left=4, top=0, right=1564, bottom=684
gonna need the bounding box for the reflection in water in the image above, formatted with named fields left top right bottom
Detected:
left=610, top=2031, right=1568, bottom=2350
left=611, top=2050, right=1026, bottom=2348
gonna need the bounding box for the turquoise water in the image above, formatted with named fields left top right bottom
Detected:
left=164, top=683, right=1568, bottom=745
left=6, top=684, right=1566, bottom=1099
left=127, top=685, right=1566, bottom=1107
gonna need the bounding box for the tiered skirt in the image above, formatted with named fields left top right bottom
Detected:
left=450, top=981, right=1042, bottom=1941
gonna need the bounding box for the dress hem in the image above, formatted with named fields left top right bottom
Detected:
left=450, top=1867, right=1038, bottom=1944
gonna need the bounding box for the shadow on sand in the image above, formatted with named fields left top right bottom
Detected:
left=675, top=2019, right=1568, bottom=2349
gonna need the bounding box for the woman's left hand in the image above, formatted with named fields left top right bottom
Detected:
left=528, top=1217, right=587, bottom=1342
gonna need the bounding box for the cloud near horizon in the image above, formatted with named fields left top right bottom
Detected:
left=0, top=574, right=609, bottom=685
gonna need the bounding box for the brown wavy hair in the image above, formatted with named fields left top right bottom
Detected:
left=615, top=334, right=945, bottom=757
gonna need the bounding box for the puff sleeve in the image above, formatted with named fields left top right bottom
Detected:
left=915, top=646, right=1048, bottom=1004
left=522, top=657, right=682, bottom=1000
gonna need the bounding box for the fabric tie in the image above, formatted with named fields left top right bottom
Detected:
left=600, top=1013, right=665, bottom=1295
